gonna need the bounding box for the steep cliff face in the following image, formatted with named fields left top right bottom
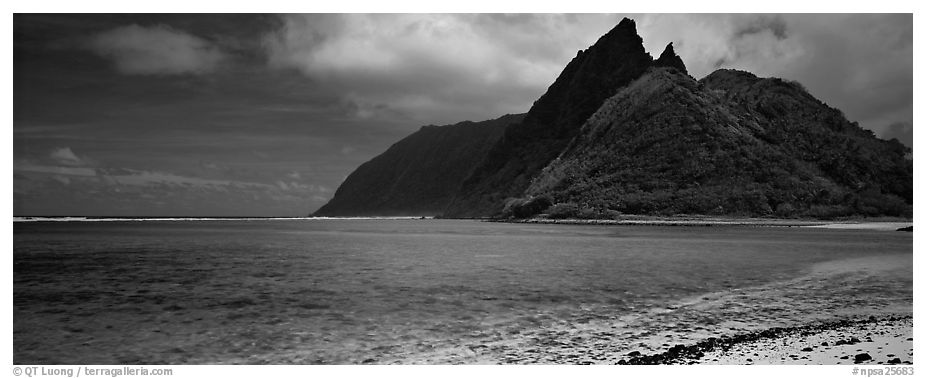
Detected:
left=442, top=18, right=655, bottom=217
left=312, top=113, right=524, bottom=216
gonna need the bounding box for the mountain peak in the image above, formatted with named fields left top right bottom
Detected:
left=615, top=17, right=637, bottom=32
left=318, top=18, right=912, bottom=220
left=653, top=42, right=687, bottom=74
left=443, top=18, right=654, bottom=217
left=593, top=17, right=643, bottom=49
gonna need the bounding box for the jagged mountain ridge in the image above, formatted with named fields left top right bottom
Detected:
left=653, top=42, right=687, bottom=73
left=524, top=67, right=911, bottom=218
left=443, top=18, right=658, bottom=217
left=314, top=18, right=911, bottom=219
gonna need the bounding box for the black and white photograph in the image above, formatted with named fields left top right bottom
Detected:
left=10, top=7, right=917, bottom=375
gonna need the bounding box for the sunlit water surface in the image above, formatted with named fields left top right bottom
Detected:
left=14, top=219, right=912, bottom=364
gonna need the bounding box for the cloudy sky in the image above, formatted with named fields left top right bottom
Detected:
left=14, top=13, right=913, bottom=216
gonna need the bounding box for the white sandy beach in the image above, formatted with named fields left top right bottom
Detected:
left=507, top=217, right=912, bottom=231
left=701, top=317, right=913, bottom=365
left=805, top=222, right=912, bottom=231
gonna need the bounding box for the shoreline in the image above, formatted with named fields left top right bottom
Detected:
left=617, top=314, right=913, bottom=365
left=488, top=216, right=912, bottom=230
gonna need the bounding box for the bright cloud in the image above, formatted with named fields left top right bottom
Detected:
left=87, top=24, right=226, bottom=75
left=101, top=169, right=273, bottom=190
left=15, top=163, right=97, bottom=177
left=263, top=14, right=621, bottom=124
left=263, top=14, right=911, bottom=135
left=49, top=147, right=85, bottom=166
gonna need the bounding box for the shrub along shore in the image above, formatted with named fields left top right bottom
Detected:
left=485, top=214, right=912, bottom=230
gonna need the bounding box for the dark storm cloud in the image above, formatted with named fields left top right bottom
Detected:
left=733, top=15, right=788, bottom=40
left=711, top=15, right=790, bottom=68
left=635, top=14, right=912, bottom=141
left=85, top=24, right=227, bottom=75
left=882, top=122, right=913, bottom=148
left=13, top=14, right=913, bottom=216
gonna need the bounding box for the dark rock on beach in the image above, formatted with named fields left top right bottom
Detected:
left=618, top=315, right=911, bottom=365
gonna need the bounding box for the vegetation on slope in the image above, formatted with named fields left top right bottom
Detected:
left=507, top=68, right=911, bottom=220
left=312, top=113, right=524, bottom=216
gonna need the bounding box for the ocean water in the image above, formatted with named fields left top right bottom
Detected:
left=13, top=219, right=912, bottom=364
